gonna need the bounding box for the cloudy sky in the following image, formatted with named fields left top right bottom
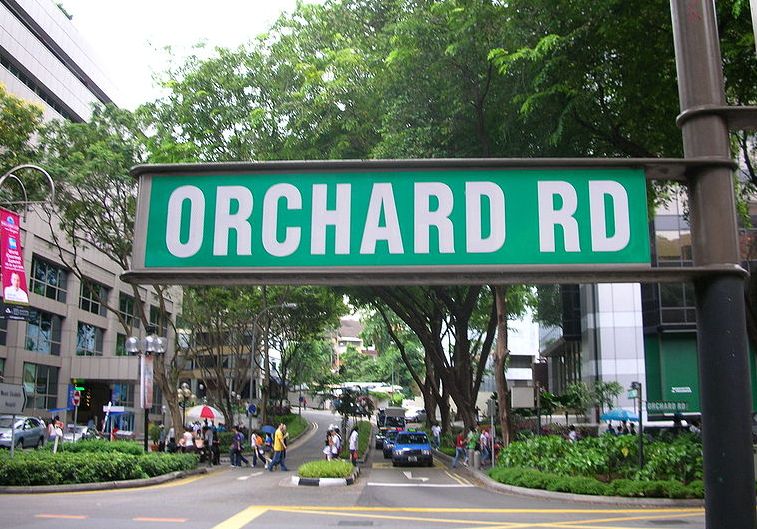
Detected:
left=62, top=1, right=315, bottom=109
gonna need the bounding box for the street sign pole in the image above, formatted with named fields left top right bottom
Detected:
left=72, top=390, right=81, bottom=437
left=670, top=2, right=756, bottom=528
left=9, top=413, right=15, bottom=459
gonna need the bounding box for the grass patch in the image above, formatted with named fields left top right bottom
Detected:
left=298, top=459, right=354, bottom=479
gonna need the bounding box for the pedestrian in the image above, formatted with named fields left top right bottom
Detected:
left=236, top=428, right=250, bottom=467
left=451, top=431, right=466, bottom=468
left=605, top=422, right=615, bottom=435
left=331, top=428, right=341, bottom=459
left=465, top=425, right=480, bottom=464
left=269, top=423, right=289, bottom=471
left=47, top=415, right=63, bottom=453
left=348, top=426, right=359, bottom=466
left=252, top=431, right=268, bottom=468
left=323, top=429, right=334, bottom=460
left=629, top=423, right=637, bottom=436
left=281, top=424, right=289, bottom=467
left=567, top=424, right=578, bottom=443
left=229, top=426, right=241, bottom=466
left=479, top=428, right=492, bottom=466
left=158, top=424, right=167, bottom=452
left=203, top=426, right=214, bottom=465
left=431, top=422, right=441, bottom=449
left=621, top=421, right=630, bottom=435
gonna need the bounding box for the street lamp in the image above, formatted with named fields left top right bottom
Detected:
left=177, top=382, right=192, bottom=428
left=248, top=302, right=297, bottom=432
left=630, top=381, right=644, bottom=468
left=125, top=330, right=168, bottom=452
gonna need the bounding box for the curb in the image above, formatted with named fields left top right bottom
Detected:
left=0, top=466, right=212, bottom=495
left=292, top=466, right=360, bottom=487
left=433, top=450, right=705, bottom=507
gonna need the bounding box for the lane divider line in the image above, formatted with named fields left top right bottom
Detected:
left=133, top=517, right=188, bottom=523
left=35, top=514, right=88, bottom=520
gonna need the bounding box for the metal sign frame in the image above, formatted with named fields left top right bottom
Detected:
left=126, top=157, right=742, bottom=286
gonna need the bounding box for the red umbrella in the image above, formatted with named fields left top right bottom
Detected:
left=199, top=405, right=216, bottom=419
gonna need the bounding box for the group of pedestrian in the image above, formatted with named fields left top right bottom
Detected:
left=451, top=424, right=494, bottom=469
left=229, top=423, right=289, bottom=471
left=604, top=420, right=637, bottom=436
left=322, top=425, right=360, bottom=466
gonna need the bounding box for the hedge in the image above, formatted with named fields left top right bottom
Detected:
left=488, top=466, right=704, bottom=499
left=340, top=420, right=371, bottom=458
left=47, top=440, right=144, bottom=456
left=298, top=459, right=354, bottom=479
left=0, top=451, right=198, bottom=486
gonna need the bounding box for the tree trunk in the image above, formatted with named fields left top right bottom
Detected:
left=493, top=285, right=512, bottom=446
left=439, top=386, right=451, bottom=434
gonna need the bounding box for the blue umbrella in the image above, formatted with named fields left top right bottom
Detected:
left=261, top=425, right=276, bottom=435
left=600, top=408, right=639, bottom=422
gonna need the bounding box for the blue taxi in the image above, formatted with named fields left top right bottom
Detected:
left=391, top=430, right=433, bottom=467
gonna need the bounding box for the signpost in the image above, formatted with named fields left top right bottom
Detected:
left=72, top=390, right=81, bottom=433
left=0, top=383, right=25, bottom=459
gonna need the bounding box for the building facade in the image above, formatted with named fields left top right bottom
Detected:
left=0, top=0, right=178, bottom=437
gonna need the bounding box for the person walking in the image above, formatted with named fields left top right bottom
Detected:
left=451, top=431, right=466, bottom=468
left=431, top=423, right=442, bottom=449
left=348, top=426, right=359, bottom=466
left=479, top=428, right=492, bottom=466
left=269, top=423, right=289, bottom=471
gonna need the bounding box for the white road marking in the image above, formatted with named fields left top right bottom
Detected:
left=237, top=471, right=264, bottom=481
left=366, top=482, right=475, bottom=488
left=402, top=471, right=429, bottom=482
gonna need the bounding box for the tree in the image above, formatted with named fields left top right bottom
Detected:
left=0, top=83, right=43, bottom=172
left=593, top=381, right=624, bottom=413
left=37, top=104, right=185, bottom=430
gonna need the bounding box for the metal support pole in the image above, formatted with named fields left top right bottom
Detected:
left=9, top=413, right=15, bottom=458
left=670, top=2, right=756, bottom=528
left=144, top=408, right=149, bottom=452
left=636, top=383, right=643, bottom=468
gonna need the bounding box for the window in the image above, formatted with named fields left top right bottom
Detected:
left=80, top=280, right=109, bottom=316
left=659, top=283, right=697, bottom=325
left=112, top=383, right=134, bottom=407
left=0, top=357, right=5, bottom=382
left=149, top=305, right=170, bottom=336
left=150, top=386, right=164, bottom=415
left=115, top=333, right=128, bottom=356
left=119, top=293, right=140, bottom=330
left=0, top=318, right=6, bottom=346
left=25, top=311, right=63, bottom=355
left=30, top=257, right=67, bottom=302
left=76, top=322, right=104, bottom=356
left=509, top=355, right=534, bottom=369
left=22, top=362, right=58, bottom=409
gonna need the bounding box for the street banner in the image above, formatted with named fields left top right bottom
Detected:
left=140, top=354, right=154, bottom=409
left=0, top=208, right=29, bottom=305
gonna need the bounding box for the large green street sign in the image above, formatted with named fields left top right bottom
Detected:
left=128, top=161, right=651, bottom=285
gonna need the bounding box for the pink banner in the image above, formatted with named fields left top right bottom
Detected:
left=140, top=354, right=154, bottom=409
left=0, top=208, right=29, bottom=305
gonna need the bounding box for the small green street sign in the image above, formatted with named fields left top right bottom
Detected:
left=627, top=389, right=638, bottom=399
left=646, top=401, right=688, bottom=413
left=128, top=161, right=650, bottom=284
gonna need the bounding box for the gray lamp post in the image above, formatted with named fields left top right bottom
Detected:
left=248, top=302, right=297, bottom=432
left=177, top=382, right=192, bottom=428
left=126, top=331, right=168, bottom=452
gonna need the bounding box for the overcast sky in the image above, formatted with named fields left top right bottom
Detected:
left=62, top=1, right=314, bottom=109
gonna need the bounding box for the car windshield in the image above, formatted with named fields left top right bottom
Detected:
left=396, top=433, right=428, bottom=445
left=385, top=417, right=405, bottom=427
left=0, top=417, right=19, bottom=428
left=385, top=430, right=400, bottom=441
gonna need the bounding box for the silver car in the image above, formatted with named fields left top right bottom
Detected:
left=0, top=415, right=46, bottom=449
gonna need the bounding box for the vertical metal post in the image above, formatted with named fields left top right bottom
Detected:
left=670, top=2, right=756, bottom=528
left=9, top=413, right=15, bottom=458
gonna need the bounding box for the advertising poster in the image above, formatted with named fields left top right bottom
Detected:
left=140, top=354, right=154, bottom=409
left=0, top=208, right=29, bottom=305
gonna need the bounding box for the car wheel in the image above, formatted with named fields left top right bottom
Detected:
left=392, top=460, right=398, bottom=467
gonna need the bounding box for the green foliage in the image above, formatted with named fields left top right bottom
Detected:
left=50, top=440, right=144, bottom=456
left=0, top=450, right=198, bottom=486
left=499, top=433, right=703, bottom=484
left=592, top=381, right=623, bottom=411
left=297, top=459, right=354, bottom=479
left=148, top=423, right=162, bottom=443
left=489, top=466, right=704, bottom=499
left=0, top=83, right=43, bottom=175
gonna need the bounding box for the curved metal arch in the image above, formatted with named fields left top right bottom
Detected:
left=0, top=164, right=56, bottom=220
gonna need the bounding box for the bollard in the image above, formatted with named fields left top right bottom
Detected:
left=473, top=450, right=481, bottom=470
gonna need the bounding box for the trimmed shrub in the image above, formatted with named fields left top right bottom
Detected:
left=49, top=439, right=144, bottom=456
left=298, top=459, right=354, bottom=479
left=0, top=450, right=198, bottom=486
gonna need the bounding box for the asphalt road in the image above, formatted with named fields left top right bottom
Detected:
left=0, top=410, right=705, bottom=529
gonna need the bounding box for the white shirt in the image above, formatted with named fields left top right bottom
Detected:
left=349, top=430, right=359, bottom=451
left=431, top=425, right=441, bottom=437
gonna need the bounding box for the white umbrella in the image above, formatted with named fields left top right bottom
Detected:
left=184, top=404, right=225, bottom=424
